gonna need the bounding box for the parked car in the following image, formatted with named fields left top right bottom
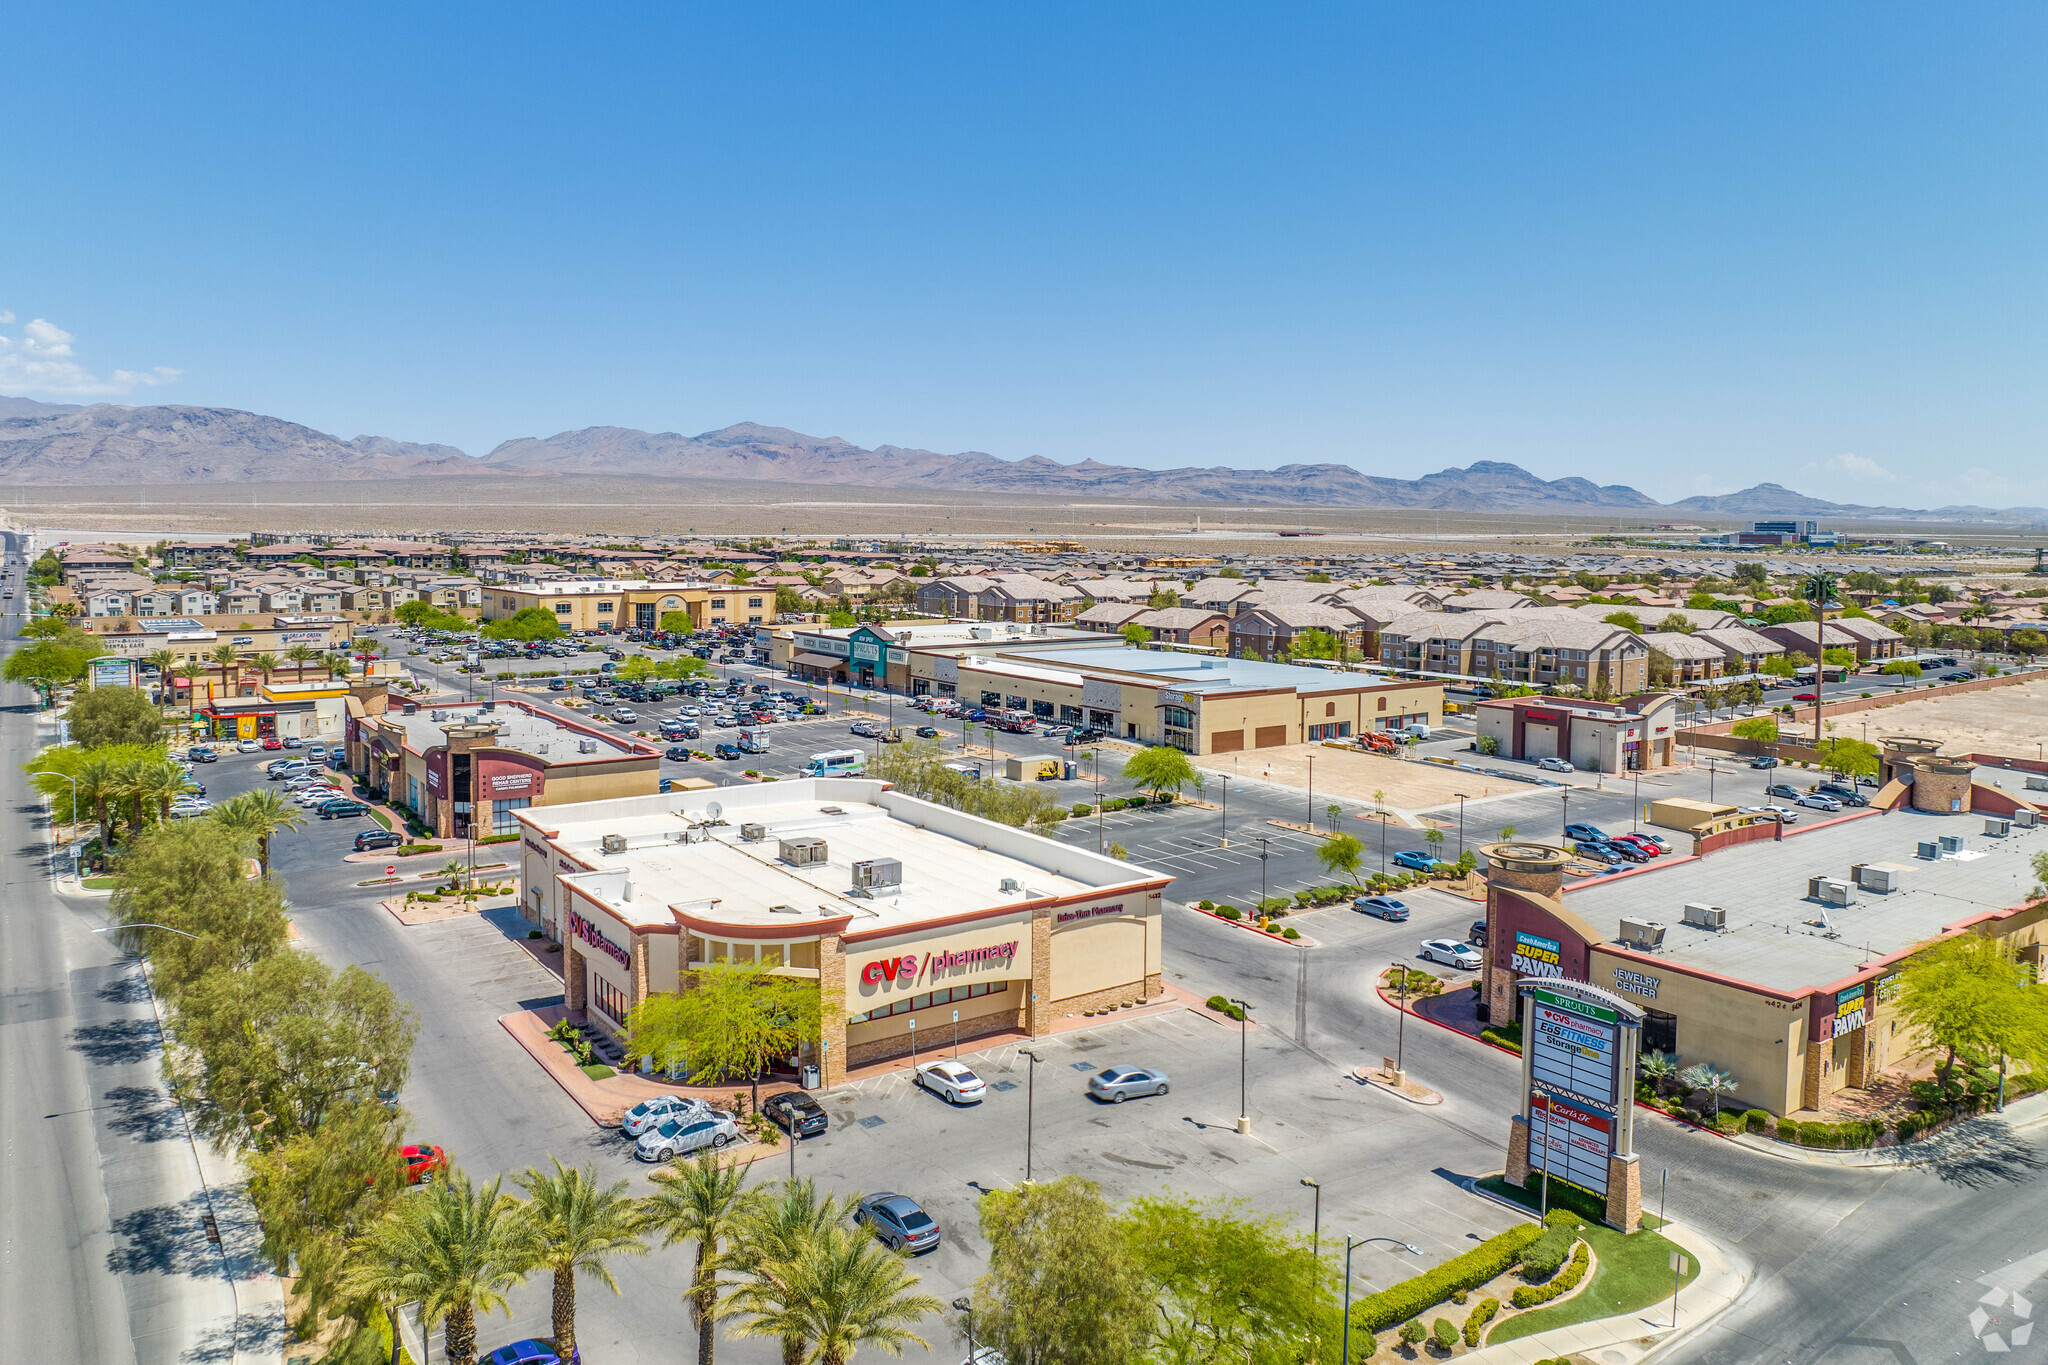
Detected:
left=480, top=1339, right=581, bottom=1365
left=714, top=743, right=743, bottom=760
left=1750, top=756, right=1780, bottom=769
left=354, top=830, right=403, bottom=851
left=1608, top=833, right=1663, bottom=858
left=261, top=738, right=284, bottom=750
left=1535, top=756, right=1574, bottom=773
left=661, top=745, right=692, bottom=762
left=1740, top=805, right=1800, bottom=824
left=187, top=747, right=218, bottom=763
left=1468, top=919, right=1488, bottom=945
left=762, top=1091, right=829, bottom=1137
left=610, top=708, right=639, bottom=724
left=1598, top=839, right=1649, bottom=863
left=1418, top=938, right=1483, bottom=970
left=1087, top=1066, right=1170, bottom=1102
left=1940, top=670, right=1974, bottom=682
left=854, top=1192, right=941, bottom=1254
left=1792, top=691, right=1818, bottom=702
left=1795, top=793, right=1842, bottom=811
left=401, top=1143, right=447, bottom=1184
left=1765, top=784, right=1803, bottom=801
left=850, top=721, right=885, bottom=738
left=1390, top=851, right=1444, bottom=874
left=634, top=1111, right=743, bottom=1162
left=318, top=799, right=371, bottom=819
left=621, top=1094, right=714, bottom=1138
left=1353, top=895, right=1411, bottom=921
left=1816, top=783, right=1869, bottom=806
left=237, top=739, right=263, bottom=752
left=1563, top=823, right=1609, bottom=844
left=914, top=1060, right=987, bottom=1105
left=915, top=726, right=940, bottom=738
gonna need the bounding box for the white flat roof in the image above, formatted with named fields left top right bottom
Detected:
left=532, top=778, right=1164, bottom=936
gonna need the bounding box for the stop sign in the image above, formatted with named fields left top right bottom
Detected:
left=385, top=865, right=396, bottom=875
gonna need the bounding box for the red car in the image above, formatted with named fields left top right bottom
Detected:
left=1609, top=833, right=1663, bottom=858
left=401, top=1143, right=447, bottom=1185
left=1791, top=692, right=1818, bottom=702
left=261, top=738, right=284, bottom=750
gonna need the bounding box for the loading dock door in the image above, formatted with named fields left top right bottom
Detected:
left=1524, top=722, right=1560, bottom=761
left=1254, top=726, right=1288, bottom=749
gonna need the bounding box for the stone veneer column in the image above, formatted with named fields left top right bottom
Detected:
left=564, top=943, right=586, bottom=1012
left=1604, top=1154, right=1642, bottom=1233
left=818, top=934, right=848, bottom=1087
left=1478, top=844, right=1568, bottom=1022
left=1845, top=1025, right=1869, bottom=1089
left=1504, top=1116, right=1532, bottom=1186
left=631, top=938, right=650, bottom=1014
left=1027, top=905, right=1054, bottom=1036
left=1801, top=1034, right=1823, bottom=1111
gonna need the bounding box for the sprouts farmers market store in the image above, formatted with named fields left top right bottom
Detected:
left=514, top=778, right=1170, bottom=1085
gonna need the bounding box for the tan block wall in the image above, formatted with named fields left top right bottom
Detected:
left=819, top=934, right=848, bottom=1086
left=537, top=758, right=661, bottom=806
left=1589, top=949, right=1806, bottom=1115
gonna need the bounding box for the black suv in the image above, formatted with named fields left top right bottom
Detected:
left=355, top=829, right=403, bottom=851
left=714, top=743, right=743, bottom=760
left=763, top=1091, right=829, bottom=1137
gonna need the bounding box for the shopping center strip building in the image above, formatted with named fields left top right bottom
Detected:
left=1479, top=740, right=2048, bottom=1118
left=515, top=778, right=1168, bottom=1084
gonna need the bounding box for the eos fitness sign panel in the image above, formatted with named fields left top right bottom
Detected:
left=1515, top=980, right=1642, bottom=1201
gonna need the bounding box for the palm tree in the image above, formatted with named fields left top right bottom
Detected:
left=170, top=662, right=200, bottom=718
left=208, top=643, right=241, bottom=701
left=340, top=1169, right=529, bottom=1365
left=722, top=1179, right=855, bottom=1365
left=250, top=651, right=281, bottom=688
left=322, top=649, right=352, bottom=682
left=641, top=1151, right=758, bottom=1365
left=78, top=757, right=117, bottom=848
left=1802, top=571, right=1838, bottom=747
left=1638, top=1050, right=1680, bottom=1095
left=1679, top=1062, right=1739, bottom=1119
left=724, top=1225, right=939, bottom=1365
left=131, top=755, right=194, bottom=824
left=213, top=787, right=307, bottom=875
left=144, top=649, right=178, bottom=711
left=285, top=642, right=318, bottom=683
left=511, top=1158, right=649, bottom=1361
left=110, top=756, right=154, bottom=844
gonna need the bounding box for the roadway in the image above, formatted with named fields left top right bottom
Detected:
left=0, top=529, right=246, bottom=1365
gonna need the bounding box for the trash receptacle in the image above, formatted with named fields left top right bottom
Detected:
left=801, top=1063, right=821, bottom=1090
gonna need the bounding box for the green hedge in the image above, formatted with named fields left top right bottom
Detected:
left=1351, top=1224, right=1543, bottom=1334
left=1207, top=996, right=1245, bottom=1021
left=1519, top=1213, right=1582, bottom=1281
left=1510, top=1240, right=1589, bottom=1309
left=1216, top=906, right=1241, bottom=920
left=396, top=843, right=443, bottom=857
left=477, top=832, right=520, bottom=845
left=1258, top=897, right=1292, bottom=915
left=1462, top=1298, right=1499, bottom=1347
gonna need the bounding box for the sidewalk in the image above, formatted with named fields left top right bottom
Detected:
left=1459, top=1220, right=1748, bottom=1365
left=1725, top=1087, right=2048, bottom=1167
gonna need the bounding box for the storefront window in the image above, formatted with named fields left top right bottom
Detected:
left=492, top=796, right=531, bottom=832
left=849, top=980, right=1009, bottom=1024
left=1643, top=1008, right=1677, bottom=1058
left=591, top=975, right=629, bottom=1026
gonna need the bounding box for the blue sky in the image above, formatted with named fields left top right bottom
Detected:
left=4, top=4, right=2046, bottom=506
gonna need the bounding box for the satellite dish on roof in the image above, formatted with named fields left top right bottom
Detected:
left=705, top=801, right=724, bottom=820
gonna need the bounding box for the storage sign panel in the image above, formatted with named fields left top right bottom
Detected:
left=1530, top=1093, right=1614, bottom=1197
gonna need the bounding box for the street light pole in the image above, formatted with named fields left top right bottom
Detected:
left=1455, top=793, right=1468, bottom=859
left=1255, top=836, right=1270, bottom=902
left=952, top=1297, right=976, bottom=1364
left=1219, top=778, right=1228, bottom=849
left=1229, top=998, right=1253, bottom=1133
left=1020, top=1047, right=1042, bottom=1182
left=1299, top=1177, right=1321, bottom=1256
left=1392, top=959, right=1410, bottom=1078
left=1307, top=754, right=1314, bottom=829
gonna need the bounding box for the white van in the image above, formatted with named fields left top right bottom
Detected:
left=801, top=749, right=867, bottom=777
left=1403, top=723, right=1433, bottom=740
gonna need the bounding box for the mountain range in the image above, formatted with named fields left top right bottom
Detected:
left=1, top=398, right=2042, bottom=521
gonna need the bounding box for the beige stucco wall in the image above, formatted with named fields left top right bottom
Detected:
left=1590, top=949, right=1808, bottom=1115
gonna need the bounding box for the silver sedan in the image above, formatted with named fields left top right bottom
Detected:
left=1087, top=1066, right=1170, bottom=1103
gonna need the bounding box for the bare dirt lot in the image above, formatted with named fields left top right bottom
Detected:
left=1843, top=677, right=2048, bottom=757
left=1192, top=742, right=1537, bottom=818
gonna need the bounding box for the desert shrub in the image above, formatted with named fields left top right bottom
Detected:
left=1462, top=1298, right=1499, bottom=1347
left=1071, top=803, right=1094, bottom=817
left=1196, top=899, right=1214, bottom=911
left=1153, top=791, right=1174, bottom=804
left=1206, top=996, right=1245, bottom=1021
left=1432, top=1318, right=1458, bottom=1350
left=1743, top=1109, right=1771, bottom=1133
left=1510, top=1240, right=1590, bottom=1309
left=1397, top=1320, right=1425, bottom=1347
left=1259, top=897, right=1292, bottom=915
left=1350, top=1224, right=1543, bottom=1335
left=1282, top=927, right=1301, bottom=940
left=1449, top=1289, right=1468, bottom=1306
left=1519, top=1221, right=1580, bottom=1282
left=1216, top=905, right=1241, bottom=920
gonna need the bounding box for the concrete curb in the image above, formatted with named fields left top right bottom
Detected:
left=1354, top=1067, right=1443, bottom=1105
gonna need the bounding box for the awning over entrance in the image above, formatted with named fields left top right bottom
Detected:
left=792, top=652, right=846, bottom=668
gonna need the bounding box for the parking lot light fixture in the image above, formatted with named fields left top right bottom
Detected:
left=1299, top=1177, right=1321, bottom=1255
left=1229, top=999, right=1253, bottom=1133
left=1391, top=960, right=1412, bottom=1078
left=953, top=1296, right=975, bottom=1363
left=1020, top=1047, right=1043, bottom=1182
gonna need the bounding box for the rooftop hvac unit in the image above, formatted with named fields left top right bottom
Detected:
left=1917, top=841, right=1940, bottom=860
left=778, top=836, right=829, bottom=867
left=1855, top=863, right=1905, bottom=894
left=1681, top=902, right=1726, bottom=930
left=850, top=858, right=902, bottom=890
left=600, top=834, right=628, bottom=854
left=1985, top=817, right=2013, bottom=837
left=1938, top=834, right=1965, bottom=854
left=740, top=822, right=767, bottom=842
left=2015, top=809, right=2040, bottom=829
left=2027, top=775, right=2048, bottom=792
left=1618, top=917, right=1667, bottom=949
left=430, top=710, right=448, bottom=721
left=481, top=701, right=495, bottom=713
left=577, top=740, right=598, bottom=754
left=999, top=877, right=1023, bottom=894
left=1813, top=878, right=1855, bottom=907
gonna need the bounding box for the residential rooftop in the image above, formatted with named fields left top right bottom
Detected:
left=529, top=778, right=1163, bottom=934
left=1565, top=806, right=2048, bottom=993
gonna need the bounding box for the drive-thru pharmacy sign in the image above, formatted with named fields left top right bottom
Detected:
left=1515, top=979, right=1643, bottom=1205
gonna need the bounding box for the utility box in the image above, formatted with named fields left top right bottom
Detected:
left=1810, top=877, right=1855, bottom=907
left=1618, top=917, right=1666, bottom=949
left=1854, top=862, right=1909, bottom=894
left=1681, top=902, right=1726, bottom=930
left=1917, top=841, right=1940, bottom=860
left=1985, top=817, right=2013, bottom=837
left=740, top=823, right=767, bottom=842
left=601, top=834, right=628, bottom=855
left=2015, top=809, right=2041, bottom=829
left=850, top=858, right=903, bottom=890
left=1938, top=834, right=1965, bottom=854
left=2026, top=775, right=2048, bottom=792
